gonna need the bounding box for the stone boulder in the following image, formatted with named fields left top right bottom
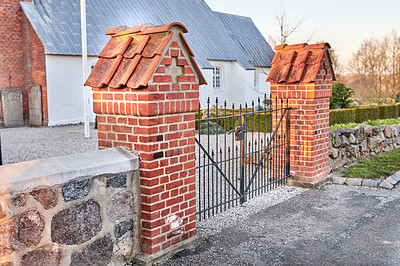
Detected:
left=336, top=128, right=355, bottom=138
left=384, top=126, right=392, bottom=138
left=51, top=200, right=102, bottom=245
left=361, top=124, right=373, bottom=137
left=390, top=124, right=400, bottom=137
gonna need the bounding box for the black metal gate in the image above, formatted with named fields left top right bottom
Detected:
left=196, top=96, right=292, bottom=220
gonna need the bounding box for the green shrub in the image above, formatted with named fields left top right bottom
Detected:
left=198, top=103, right=398, bottom=130
left=378, top=106, right=387, bottom=119
left=197, top=109, right=273, bottom=133
left=329, top=109, right=355, bottom=126
left=399, top=104, right=400, bottom=117
left=244, top=113, right=272, bottom=133
left=216, top=116, right=240, bottom=131
left=367, top=118, right=400, bottom=127
left=378, top=104, right=399, bottom=119
left=354, top=106, right=380, bottom=123
left=198, top=123, right=224, bottom=135
left=330, top=81, right=354, bottom=109
left=330, top=104, right=399, bottom=126
left=386, top=104, right=399, bottom=119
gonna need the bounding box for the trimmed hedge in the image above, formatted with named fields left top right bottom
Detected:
left=244, top=113, right=272, bottom=133
left=330, top=104, right=399, bottom=126
left=196, top=111, right=272, bottom=133
left=197, top=104, right=400, bottom=130
left=379, top=104, right=399, bottom=119
left=329, top=109, right=356, bottom=126
left=354, top=106, right=380, bottom=123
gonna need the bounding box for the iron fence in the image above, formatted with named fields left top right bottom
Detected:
left=196, top=96, right=292, bottom=220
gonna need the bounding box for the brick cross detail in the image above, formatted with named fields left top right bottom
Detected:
left=165, top=57, right=184, bottom=84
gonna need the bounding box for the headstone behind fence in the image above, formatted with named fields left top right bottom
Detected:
left=1, top=88, right=24, bottom=127
left=29, top=85, right=43, bottom=126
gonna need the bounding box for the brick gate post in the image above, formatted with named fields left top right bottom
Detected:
left=267, top=43, right=335, bottom=186
left=85, top=22, right=206, bottom=261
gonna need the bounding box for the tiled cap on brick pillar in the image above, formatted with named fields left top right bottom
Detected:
left=267, top=43, right=335, bottom=186
left=85, top=22, right=206, bottom=261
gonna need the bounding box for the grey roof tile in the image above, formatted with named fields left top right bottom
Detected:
left=21, top=0, right=274, bottom=69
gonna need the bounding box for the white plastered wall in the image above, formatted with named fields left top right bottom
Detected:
left=199, top=60, right=270, bottom=108
left=45, top=55, right=270, bottom=124
left=46, top=55, right=98, bottom=126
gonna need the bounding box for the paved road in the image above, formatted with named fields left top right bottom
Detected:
left=160, top=184, right=400, bottom=266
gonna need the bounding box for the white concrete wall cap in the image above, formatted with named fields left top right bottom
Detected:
left=0, top=147, right=139, bottom=195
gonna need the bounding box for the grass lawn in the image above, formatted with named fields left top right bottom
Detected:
left=330, top=118, right=400, bottom=131
left=343, top=148, right=400, bottom=179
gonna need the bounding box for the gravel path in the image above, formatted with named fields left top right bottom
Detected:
left=0, top=125, right=98, bottom=165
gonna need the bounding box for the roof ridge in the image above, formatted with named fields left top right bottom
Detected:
left=214, top=11, right=252, bottom=20
left=106, top=22, right=188, bottom=38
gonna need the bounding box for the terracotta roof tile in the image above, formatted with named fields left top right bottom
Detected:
left=108, top=24, right=145, bottom=36
left=124, top=36, right=149, bottom=58
left=138, top=22, right=188, bottom=35
left=267, top=43, right=335, bottom=83
left=99, top=36, right=133, bottom=58
left=126, top=55, right=162, bottom=89
left=109, top=55, right=141, bottom=88
left=85, top=22, right=205, bottom=89
left=141, top=32, right=173, bottom=57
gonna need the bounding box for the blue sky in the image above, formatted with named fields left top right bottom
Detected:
left=205, top=0, right=400, bottom=65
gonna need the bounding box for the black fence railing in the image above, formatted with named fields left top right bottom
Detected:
left=195, top=96, right=291, bottom=220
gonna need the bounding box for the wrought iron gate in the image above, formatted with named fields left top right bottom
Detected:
left=196, top=97, right=292, bottom=220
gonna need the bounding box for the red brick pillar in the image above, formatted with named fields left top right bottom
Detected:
left=268, top=43, right=334, bottom=185
left=85, top=23, right=206, bottom=258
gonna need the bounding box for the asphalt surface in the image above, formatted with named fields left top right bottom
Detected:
left=159, top=184, right=400, bottom=266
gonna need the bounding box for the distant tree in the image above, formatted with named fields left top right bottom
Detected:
left=330, top=82, right=354, bottom=109
left=328, top=48, right=344, bottom=81
left=349, top=31, right=400, bottom=104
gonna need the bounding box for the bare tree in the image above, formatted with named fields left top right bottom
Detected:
left=348, top=32, right=400, bottom=104
left=267, top=0, right=315, bottom=47
left=329, top=48, right=344, bottom=81
left=245, top=0, right=315, bottom=76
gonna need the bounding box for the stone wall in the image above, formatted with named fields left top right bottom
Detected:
left=0, top=147, right=140, bottom=265
left=329, top=123, right=400, bottom=171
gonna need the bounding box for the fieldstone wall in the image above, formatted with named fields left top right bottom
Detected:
left=329, top=123, right=400, bottom=171
left=0, top=147, right=140, bottom=265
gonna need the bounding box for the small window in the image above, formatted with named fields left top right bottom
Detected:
left=213, top=66, right=222, bottom=89
left=254, top=70, right=258, bottom=88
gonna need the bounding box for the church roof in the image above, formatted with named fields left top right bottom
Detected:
left=21, top=0, right=274, bottom=69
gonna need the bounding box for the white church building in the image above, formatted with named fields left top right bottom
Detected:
left=20, top=0, right=274, bottom=126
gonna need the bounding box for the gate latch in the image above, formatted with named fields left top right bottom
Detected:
left=235, top=126, right=246, bottom=141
